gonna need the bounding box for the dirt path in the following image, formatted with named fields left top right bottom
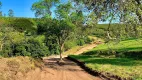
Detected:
left=24, top=57, right=102, bottom=80
left=42, top=58, right=101, bottom=80
left=74, top=43, right=97, bottom=55
left=24, top=43, right=101, bottom=80
left=63, top=43, right=98, bottom=57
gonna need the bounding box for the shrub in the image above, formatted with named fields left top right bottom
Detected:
left=13, top=38, right=49, bottom=58
left=64, top=41, right=77, bottom=51
left=84, top=37, right=93, bottom=44
left=26, top=39, right=49, bottom=58
left=1, top=43, right=13, bottom=57
left=77, top=39, right=85, bottom=46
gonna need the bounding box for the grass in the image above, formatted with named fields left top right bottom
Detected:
left=70, top=55, right=142, bottom=80
left=68, top=38, right=142, bottom=79
left=83, top=38, right=142, bottom=55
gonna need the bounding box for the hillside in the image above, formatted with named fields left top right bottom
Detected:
left=83, top=38, right=142, bottom=58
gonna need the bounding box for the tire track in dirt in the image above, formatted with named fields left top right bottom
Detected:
left=41, top=58, right=102, bottom=80
left=24, top=43, right=102, bottom=80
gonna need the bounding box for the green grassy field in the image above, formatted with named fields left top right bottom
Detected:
left=70, top=55, right=142, bottom=80
left=83, top=38, right=142, bottom=57
left=69, top=38, right=142, bottom=80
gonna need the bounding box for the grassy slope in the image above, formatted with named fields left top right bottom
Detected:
left=69, top=38, right=142, bottom=79
left=70, top=55, right=142, bottom=80
left=83, top=38, right=142, bottom=55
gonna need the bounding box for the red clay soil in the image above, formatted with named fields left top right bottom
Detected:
left=23, top=57, right=102, bottom=80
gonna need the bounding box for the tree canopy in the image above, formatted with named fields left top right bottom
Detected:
left=8, top=9, right=14, bottom=17
left=31, top=0, right=59, bottom=18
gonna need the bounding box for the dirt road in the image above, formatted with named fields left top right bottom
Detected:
left=24, top=57, right=101, bottom=80
left=24, top=43, right=101, bottom=80
left=42, top=58, right=101, bottom=80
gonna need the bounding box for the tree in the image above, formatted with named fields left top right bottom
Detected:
left=47, top=19, right=75, bottom=61
left=72, top=0, right=142, bottom=39
left=11, top=18, right=37, bottom=45
left=11, top=18, right=36, bottom=33
left=0, top=1, right=2, bottom=17
left=55, top=2, right=73, bottom=20
left=32, top=1, right=77, bottom=61
left=36, top=18, right=75, bottom=61
left=8, top=9, right=14, bottom=17
left=0, top=1, right=2, bottom=9
left=0, top=11, right=2, bottom=17
left=31, top=0, right=59, bottom=18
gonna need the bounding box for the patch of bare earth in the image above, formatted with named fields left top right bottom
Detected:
left=74, top=43, right=97, bottom=55
left=24, top=43, right=102, bottom=80
left=43, top=58, right=102, bottom=80
left=23, top=57, right=102, bottom=80
left=64, top=40, right=102, bottom=56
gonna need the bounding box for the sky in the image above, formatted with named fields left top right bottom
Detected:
left=0, top=0, right=113, bottom=24
left=0, top=0, right=68, bottom=18
left=0, top=0, right=38, bottom=17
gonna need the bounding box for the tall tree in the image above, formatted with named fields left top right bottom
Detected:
left=55, top=2, right=73, bottom=20
left=31, top=0, right=59, bottom=18
left=0, top=1, right=2, bottom=9
left=0, top=1, right=2, bottom=17
left=0, top=11, right=2, bottom=17
left=72, top=0, right=142, bottom=39
left=8, top=9, right=14, bottom=17
left=46, top=19, right=75, bottom=61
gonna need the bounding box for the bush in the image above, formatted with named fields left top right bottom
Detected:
left=26, top=39, right=49, bottom=58
left=64, top=41, right=77, bottom=51
left=1, top=43, right=13, bottom=57
left=84, top=37, right=94, bottom=44
left=77, top=39, right=85, bottom=46
left=13, top=38, right=49, bottom=58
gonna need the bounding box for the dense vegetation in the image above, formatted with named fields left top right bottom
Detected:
left=0, top=17, right=93, bottom=59
left=0, top=0, right=141, bottom=60
left=0, top=0, right=95, bottom=60
left=93, top=24, right=142, bottom=41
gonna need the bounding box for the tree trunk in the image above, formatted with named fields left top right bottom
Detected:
left=59, top=52, right=62, bottom=61
left=59, top=43, right=64, bottom=61
left=133, top=24, right=138, bottom=38
left=0, top=43, right=3, bottom=51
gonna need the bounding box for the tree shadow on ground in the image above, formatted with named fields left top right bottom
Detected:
left=117, top=47, right=142, bottom=52
left=74, top=55, right=142, bottom=66
left=43, top=58, right=84, bottom=71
